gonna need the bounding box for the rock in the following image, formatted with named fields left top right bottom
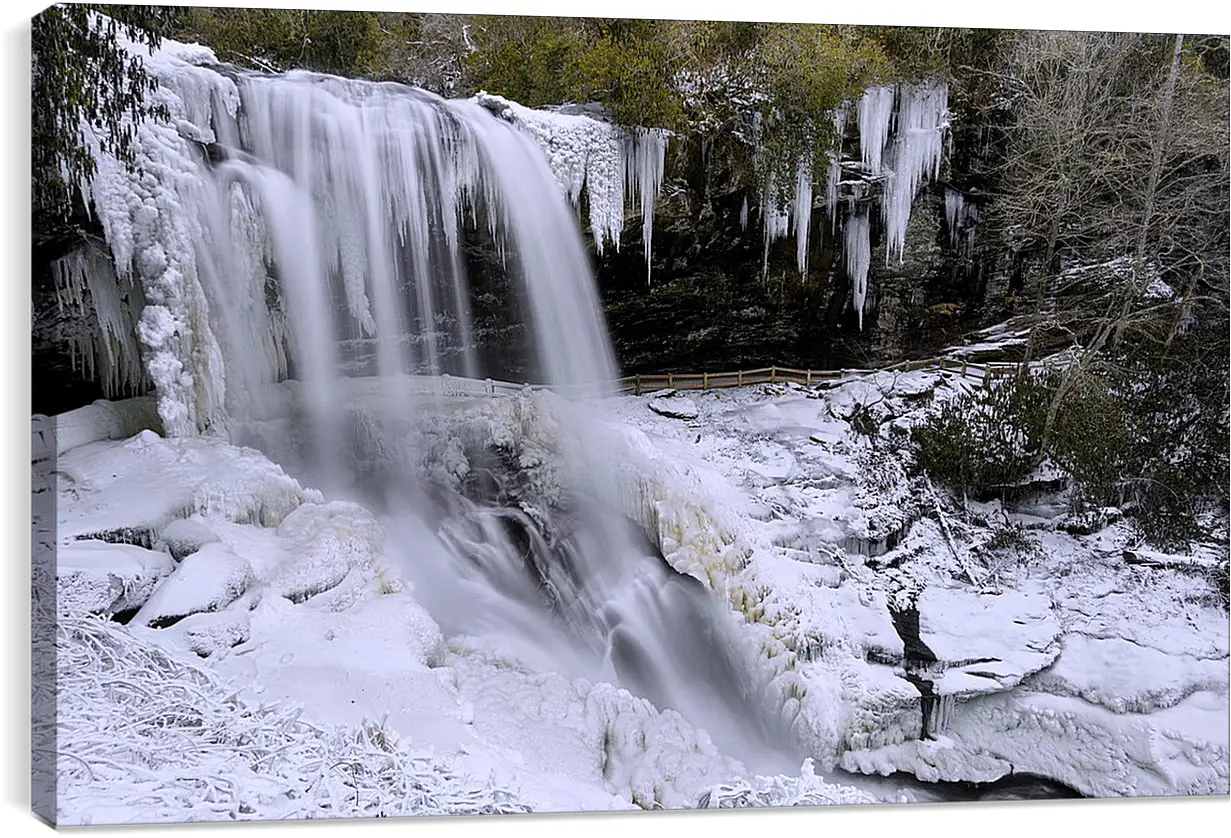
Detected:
left=56, top=540, right=175, bottom=617
left=167, top=609, right=252, bottom=658
left=649, top=397, right=699, bottom=420
left=157, top=517, right=221, bottom=561
left=917, top=586, right=1062, bottom=697
left=132, top=542, right=255, bottom=628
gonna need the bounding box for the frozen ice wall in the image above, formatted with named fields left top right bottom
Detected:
left=475, top=94, right=669, bottom=284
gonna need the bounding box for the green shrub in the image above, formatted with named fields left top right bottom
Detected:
left=910, top=374, right=1050, bottom=498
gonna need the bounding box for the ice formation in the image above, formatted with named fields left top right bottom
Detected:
left=944, top=185, right=979, bottom=256
left=793, top=161, right=814, bottom=278
left=825, top=107, right=847, bottom=229
left=844, top=210, right=872, bottom=329
left=474, top=93, right=669, bottom=283
left=880, top=83, right=949, bottom=262
left=857, top=86, right=895, bottom=174
left=52, top=241, right=149, bottom=399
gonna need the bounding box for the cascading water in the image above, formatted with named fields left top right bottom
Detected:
left=60, top=30, right=796, bottom=778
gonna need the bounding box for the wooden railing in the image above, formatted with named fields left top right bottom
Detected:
left=610, top=353, right=1072, bottom=395
left=34, top=353, right=1073, bottom=457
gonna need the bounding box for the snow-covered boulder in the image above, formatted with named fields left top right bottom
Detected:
left=157, top=516, right=220, bottom=561
left=270, top=501, right=399, bottom=607
left=918, top=586, right=1063, bottom=697
left=56, top=540, right=175, bottom=617
left=159, top=609, right=252, bottom=658
left=648, top=396, right=699, bottom=421
left=57, top=431, right=322, bottom=544
left=131, top=542, right=254, bottom=627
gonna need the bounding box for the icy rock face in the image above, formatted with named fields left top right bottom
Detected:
left=70, top=35, right=237, bottom=436
left=56, top=540, right=175, bottom=617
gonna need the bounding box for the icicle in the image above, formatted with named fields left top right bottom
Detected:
left=739, top=196, right=749, bottom=231
left=625, top=128, right=668, bottom=285
left=760, top=174, right=791, bottom=281
left=857, top=86, right=894, bottom=174
left=52, top=242, right=149, bottom=398
left=843, top=209, right=871, bottom=330
left=793, top=160, right=813, bottom=278
left=881, top=82, right=949, bottom=263
left=826, top=106, right=847, bottom=229
left=944, top=186, right=965, bottom=248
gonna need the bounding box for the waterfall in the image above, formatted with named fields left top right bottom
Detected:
left=62, top=36, right=644, bottom=454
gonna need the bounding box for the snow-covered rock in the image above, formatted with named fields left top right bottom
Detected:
left=56, top=540, right=175, bottom=616
left=157, top=516, right=220, bottom=560
left=918, top=586, right=1063, bottom=696
left=159, top=609, right=252, bottom=658
left=648, top=396, right=699, bottom=420
left=131, top=542, right=254, bottom=627
left=56, top=431, right=322, bottom=543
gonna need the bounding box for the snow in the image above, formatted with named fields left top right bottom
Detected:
left=131, top=542, right=254, bottom=627
left=649, top=396, right=700, bottom=420
left=55, top=429, right=322, bottom=543
left=918, top=586, right=1063, bottom=696
left=56, top=540, right=174, bottom=617
left=52, top=614, right=530, bottom=825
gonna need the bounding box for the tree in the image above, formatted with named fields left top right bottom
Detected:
left=32, top=4, right=181, bottom=222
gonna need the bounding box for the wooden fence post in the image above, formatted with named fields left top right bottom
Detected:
left=770, top=367, right=777, bottom=384
left=702, top=372, right=709, bottom=390
left=635, top=374, right=641, bottom=396
left=806, top=370, right=812, bottom=386
left=737, top=370, right=743, bottom=386
left=961, top=359, right=968, bottom=377
left=667, top=373, right=675, bottom=388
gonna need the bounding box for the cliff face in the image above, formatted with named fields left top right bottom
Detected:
left=589, top=91, right=1042, bottom=375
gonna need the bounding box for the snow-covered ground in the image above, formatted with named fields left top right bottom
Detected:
left=44, top=368, right=1228, bottom=823
left=582, top=371, right=1229, bottom=798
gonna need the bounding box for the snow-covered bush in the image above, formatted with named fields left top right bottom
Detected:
left=53, top=614, right=530, bottom=825
left=909, top=374, right=1049, bottom=499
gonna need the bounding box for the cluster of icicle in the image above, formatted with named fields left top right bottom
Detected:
left=55, top=20, right=641, bottom=447
left=755, top=82, right=949, bottom=329
left=476, top=93, right=668, bottom=284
